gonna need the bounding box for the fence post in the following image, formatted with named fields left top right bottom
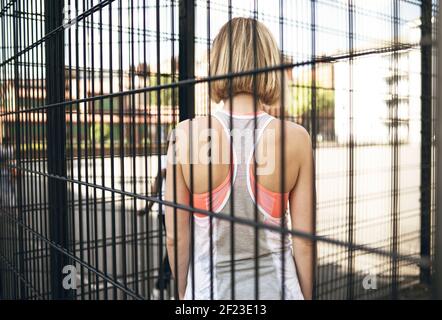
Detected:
left=13, top=0, right=25, bottom=299
left=346, top=0, right=356, bottom=300
left=45, top=0, right=69, bottom=299
left=435, top=0, right=442, bottom=300
left=420, top=0, right=433, bottom=285
left=179, top=0, right=195, bottom=121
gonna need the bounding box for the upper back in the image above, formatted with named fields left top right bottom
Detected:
left=174, top=110, right=309, bottom=196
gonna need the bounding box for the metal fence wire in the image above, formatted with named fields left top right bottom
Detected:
left=0, top=0, right=439, bottom=300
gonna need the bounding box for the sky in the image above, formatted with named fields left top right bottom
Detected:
left=0, top=0, right=423, bottom=80
left=60, top=0, right=422, bottom=74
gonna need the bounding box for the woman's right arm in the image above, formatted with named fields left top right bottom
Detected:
left=289, top=127, right=315, bottom=300
left=165, top=127, right=191, bottom=300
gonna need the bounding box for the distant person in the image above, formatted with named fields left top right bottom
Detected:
left=165, top=18, right=314, bottom=300
left=138, top=154, right=171, bottom=299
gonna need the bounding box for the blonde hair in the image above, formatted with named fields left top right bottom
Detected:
left=209, top=17, right=284, bottom=106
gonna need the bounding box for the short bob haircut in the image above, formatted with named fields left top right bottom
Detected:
left=210, top=17, right=283, bottom=107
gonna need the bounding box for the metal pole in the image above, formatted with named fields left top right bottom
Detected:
left=13, top=0, right=25, bottom=299
left=179, top=0, right=195, bottom=121
left=346, top=0, right=355, bottom=300
left=420, top=0, right=433, bottom=285
left=45, top=0, right=69, bottom=299
left=434, top=0, right=442, bottom=300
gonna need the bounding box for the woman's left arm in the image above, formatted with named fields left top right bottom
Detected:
left=165, top=130, right=191, bottom=300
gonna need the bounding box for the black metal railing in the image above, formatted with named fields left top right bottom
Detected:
left=0, top=0, right=438, bottom=300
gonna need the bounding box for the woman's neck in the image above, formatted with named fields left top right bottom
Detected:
left=222, top=94, right=263, bottom=114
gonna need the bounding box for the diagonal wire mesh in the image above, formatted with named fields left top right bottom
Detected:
left=0, top=0, right=438, bottom=300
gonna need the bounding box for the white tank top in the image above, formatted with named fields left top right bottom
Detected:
left=183, top=110, right=304, bottom=300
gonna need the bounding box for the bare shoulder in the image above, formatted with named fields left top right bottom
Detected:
left=174, top=115, right=214, bottom=132
left=174, top=118, right=190, bottom=132
left=169, top=120, right=190, bottom=165
left=270, top=119, right=312, bottom=153
left=284, top=120, right=310, bottom=139
left=171, top=116, right=214, bottom=164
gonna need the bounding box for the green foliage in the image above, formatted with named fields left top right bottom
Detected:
left=145, top=74, right=178, bottom=106
left=287, top=83, right=335, bottom=117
